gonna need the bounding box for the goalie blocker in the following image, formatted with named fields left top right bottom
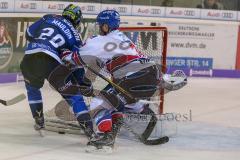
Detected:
left=106, top=55, right=187, bottom=104
left=106, top=55, right=160, bottom=104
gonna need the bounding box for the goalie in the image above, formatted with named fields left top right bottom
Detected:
left=61, top=10, right=187, bottom=151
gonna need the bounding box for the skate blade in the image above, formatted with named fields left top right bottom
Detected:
left=85, top=145, right=113, bottom=154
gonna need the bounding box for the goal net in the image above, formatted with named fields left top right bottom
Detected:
left=120, top=27, right=168, bottom=114
left=44, top=27, right=176, bottom=139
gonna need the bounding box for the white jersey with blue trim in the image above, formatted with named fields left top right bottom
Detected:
left=25, top=14, right=82, bottom=64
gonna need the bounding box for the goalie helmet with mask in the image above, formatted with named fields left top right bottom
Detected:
left=62, top=4, right=83, bottom=29
left=96, top=10, right=120, bottom=35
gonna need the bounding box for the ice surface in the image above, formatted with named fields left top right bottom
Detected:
left=0, top=78, right=240, bottom=160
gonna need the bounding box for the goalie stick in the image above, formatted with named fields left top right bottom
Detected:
left=81, top=62, right=169, bottom=145
left=120, top=119, right=169, bottom=145
left=45, top=114, right=169, bottom=145
left=0, top=94, right=26, bottom=106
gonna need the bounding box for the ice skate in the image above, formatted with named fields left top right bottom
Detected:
left=34, top=116, right=45, bottom=137
left=85, top=132, right=115, bottom=154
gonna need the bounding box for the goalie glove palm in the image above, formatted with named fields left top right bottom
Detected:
left=162, top=70, right=187, bottom=91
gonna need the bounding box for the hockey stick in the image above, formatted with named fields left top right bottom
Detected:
left=45, top=114, right=169, bottom=145
left=81, top=63, right=169, bottom=145
left=83, top=63, right=160, bottom=104
left=0, top=93, right=26, bottom=106
left=83, top=64, right=136, bottom=102
left=120, top=119, right=169, bottom=145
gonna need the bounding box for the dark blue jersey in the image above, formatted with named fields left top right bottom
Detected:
left=25, top=14, right=82, bottom=64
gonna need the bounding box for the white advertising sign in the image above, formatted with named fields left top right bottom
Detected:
left=238, top=11, right=240, bottom=21
left=43, top=2, right=100, bottom=14
left=42, top=1, right=68, bottom=13
left=101, top=4, right=131, bottom=15
left=132, top=5, right=165, bottom=17
left=165, top=7, right=200, bottom=19
left=0, top=0, right=14, bottom=12
left=201, top=9, right=237, bottom=21
left=78, top=3, right=100, bottom=15
left=162, top=21, right=239, bottom=69
left=15, top=0, right=42, bottom=13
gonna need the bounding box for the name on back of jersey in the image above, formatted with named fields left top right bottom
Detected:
left=50, top=18, right=80, bottom=42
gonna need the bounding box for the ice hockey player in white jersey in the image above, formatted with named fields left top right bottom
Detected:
left=62, top=9, right=187, bottom=151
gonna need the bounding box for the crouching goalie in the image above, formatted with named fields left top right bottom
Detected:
left=61, top=10, right=187, bottom=151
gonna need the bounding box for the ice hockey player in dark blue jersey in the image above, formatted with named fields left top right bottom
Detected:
left=20, top=4, right=95, bottom=139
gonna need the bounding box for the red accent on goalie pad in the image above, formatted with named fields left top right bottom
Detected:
left=106, top=55, right=140, bottom=72
left=112, top=112, right=123, bottom=123
left=98, top=119, right=112, bottom=132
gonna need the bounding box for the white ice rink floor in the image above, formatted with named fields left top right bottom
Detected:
left=0, top=78, right=240, bottom=160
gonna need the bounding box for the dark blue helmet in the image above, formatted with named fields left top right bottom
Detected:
left=96, top=10, right=120, bottom=31
left=62, top=4, right=82, bottom=28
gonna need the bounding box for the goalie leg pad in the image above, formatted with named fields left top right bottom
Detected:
left=140, top=105, right=158, bottom=141
left=113, top=64, right=161, bottom=103
left=112, top=112, right=123, bottom=123
left=94, top=109, right=112, bottom=133
left=124, top=104, right=158, bottom=141
left=54, top=100, right=76, bottom=121
left=100, top=86, right=125, bottom=111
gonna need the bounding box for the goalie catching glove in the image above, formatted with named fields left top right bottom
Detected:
left=162, top=70, right=187, bottom=91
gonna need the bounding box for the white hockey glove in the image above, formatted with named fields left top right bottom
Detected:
left=162, top=70, right=187, bottom=91
left=61, top=49, right=83, bottom=68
